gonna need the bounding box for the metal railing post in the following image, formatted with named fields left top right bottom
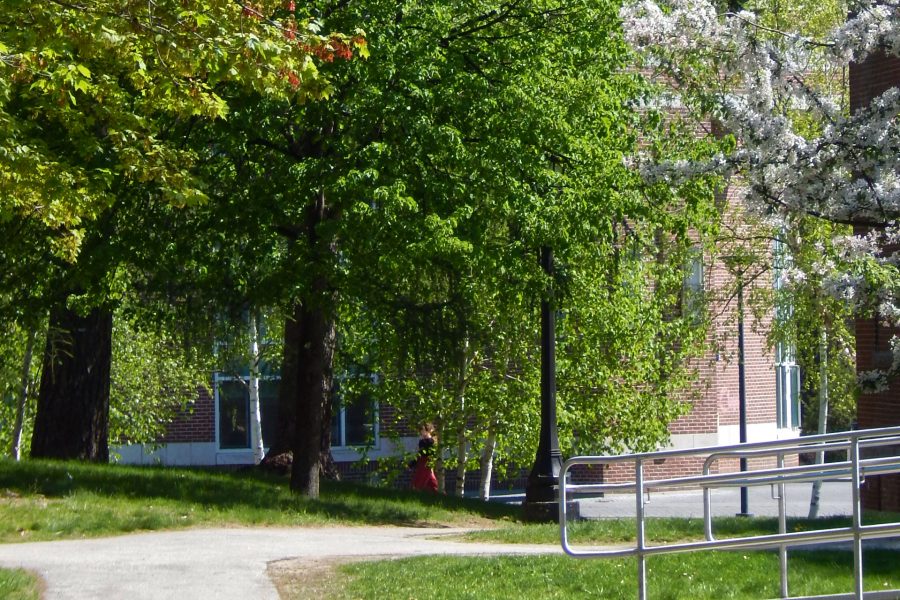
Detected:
left=636, top=459, right=647, bottom=600
left=850, top=436, right=863, bottom=599
left=557, top=426, right=900, bottom=600
left=777, top=452, right=788, bottom=599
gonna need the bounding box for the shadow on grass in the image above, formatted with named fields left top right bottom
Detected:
left=787, top=548, right=900, bottom=577
left=708, top=513, right=898, bottom=539
left=0, top=459, right=521, bottom=526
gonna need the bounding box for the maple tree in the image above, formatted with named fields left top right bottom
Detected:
left=174, top=0, right=723, bottom=498
left=0, top=0, right=361, bottom=461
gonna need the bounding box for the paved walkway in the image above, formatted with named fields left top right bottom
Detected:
left=579, top=481, right=854, bottom=519
left=0, top=526, right=561, bottom=600
left=0, top=482, right=887, bottom=599
left=488, top=481, right=854, bottom=519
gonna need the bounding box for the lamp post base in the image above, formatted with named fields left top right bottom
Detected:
left=522, top=499, right=581, bottom=523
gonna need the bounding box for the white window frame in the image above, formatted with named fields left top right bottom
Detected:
left=773, top=237, right=800, bottom=430
left=213, top=373, right=279, bottom=452
left=215, top=372, right=381, bottom=451
left=331, top=392, right=380, bottom=449
left=775, top=342, right=801, bottom=430
left=682, top=246, right=705, bottom=319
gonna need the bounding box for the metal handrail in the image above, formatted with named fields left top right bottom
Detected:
left=559, top=426, right=900, bottom=600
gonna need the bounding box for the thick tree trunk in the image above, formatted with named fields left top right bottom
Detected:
left=11, top=327, right=37, bottom=460
left=290, top=188, right=337, bottom=498
left=289, top=300, right=336, bottom=497
left=31, top=305, right=112, bottom=462
left=262, top=312, right=301, bottom=461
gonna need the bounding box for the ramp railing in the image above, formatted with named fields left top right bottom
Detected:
left=559, top=426, right=900, bottom=600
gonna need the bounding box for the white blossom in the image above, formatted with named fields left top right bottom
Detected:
left=620, top=0, right=900, bottom=386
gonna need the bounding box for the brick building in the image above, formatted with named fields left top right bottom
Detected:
left=599, top=193, right=800, bottom=484
left=850, top=51, right=900, bottom=512
left=115, top=198, right=800, bottom=491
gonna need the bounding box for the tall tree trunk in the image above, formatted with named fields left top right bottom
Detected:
left=249, top=313, right=265, bottom=464
left=11, top=327, right=37, bottom=460
left=290, top=189, right=337, bottom=498
left=479, top=422, right=499, bottom=501
left=31, top=305, right=112, bottom=462
left=319, top=381, right=340, bottom=481
left=809, top=328, right=829, bottom=519
left=290, top=300, right=336, bottom=497
left=262, top=311, right=301, bottom=461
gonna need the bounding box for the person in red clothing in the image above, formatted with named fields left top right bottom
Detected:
left=411, top=423, right=439, bottom=492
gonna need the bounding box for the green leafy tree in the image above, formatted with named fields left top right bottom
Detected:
left=0, top=1, right=359, bottom=461
left=109, top=309, right=215, bottom=448
left=324, top=0, right=722, bottom=495
left=77, top=0, right=721, bottom=497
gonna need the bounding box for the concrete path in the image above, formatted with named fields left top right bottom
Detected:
left=0, top=526, right=561, bottom=600
left=487, top=481, right=854, bottom=519
left=0, top=482, right=887, bottom=599
left=579, top=481, right=854, bottom=519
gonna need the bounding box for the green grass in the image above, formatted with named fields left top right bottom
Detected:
left=0, top=567, right=41, bottom=600
left=462, top=513, right=900, bottom=546
left=0, top=459, right=520, bottom=543
left=3, top=459, right=899, bottom=600
left=325, top=550, right=900, bottom=599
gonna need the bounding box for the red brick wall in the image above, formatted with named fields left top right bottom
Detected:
left=849, top=54, right=900, bottom=111
left=160, top=387, right=215, bottom=444
left=603, top=187, right=790, bottom=486
left=851, top=51, right=900, bottom=511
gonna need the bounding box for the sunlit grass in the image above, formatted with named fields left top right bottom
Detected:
left=0, top=459, right=520, bottom=543
left=324, top=550, right=900, bottom=600
left=462, top=513, right=899, bottom=546
left=0, top=567, right=41, bottom=600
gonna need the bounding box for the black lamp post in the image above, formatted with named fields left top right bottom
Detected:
left=524, top=246, right=564, bottom=515
left=736, top=271, right=752, bottom=517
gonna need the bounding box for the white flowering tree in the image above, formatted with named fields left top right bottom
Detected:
left=620, top=0, right=900, bottom=391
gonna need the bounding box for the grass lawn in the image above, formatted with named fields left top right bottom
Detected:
left=321, top=549, right=900, bottom=600
left=0, top=458, right=519, bottom=543
left=460, top=513, right=900, bottom=546
left=0, top=567, right=41, bottom=600
left=2, top=459, right=898, bottom=600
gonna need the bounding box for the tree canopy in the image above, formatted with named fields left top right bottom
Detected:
left=620, top=0, right=900, bottom=390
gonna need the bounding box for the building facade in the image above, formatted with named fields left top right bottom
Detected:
left=116, top=212, right=801, bottom=492
left=850, top=51, right=900, bottom=513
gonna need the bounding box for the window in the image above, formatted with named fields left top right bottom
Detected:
left=215, top=376, right=279, bottom=450
left=773, top=237, right=800, bottom=429
left=331, top=392, right=377, bottom=448
left=776, top=342, right=801, bottom=429
left=682, top=247, right=705, bottom=319
left=216, top=371, right=379, bottom=451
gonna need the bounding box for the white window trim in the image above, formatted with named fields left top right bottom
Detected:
left=214, top=373, right=381, bottom=451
